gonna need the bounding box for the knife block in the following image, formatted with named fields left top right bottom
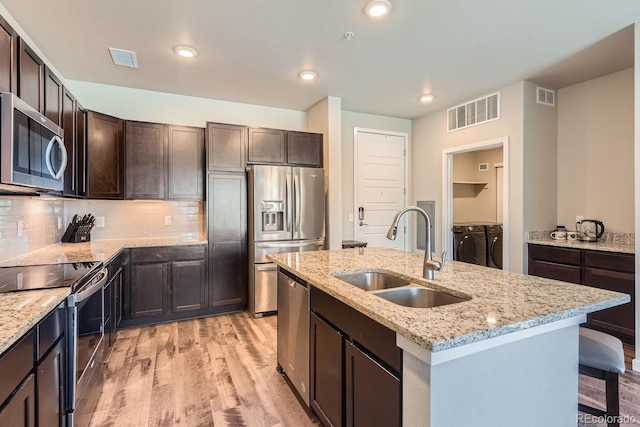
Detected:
left=61, top=223, right=91, bottom=243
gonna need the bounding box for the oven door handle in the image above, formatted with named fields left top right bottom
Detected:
left=72, top=268, right=108, bottom=305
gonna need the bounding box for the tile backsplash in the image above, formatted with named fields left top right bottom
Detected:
left=0, top=197, right=205, bottom=262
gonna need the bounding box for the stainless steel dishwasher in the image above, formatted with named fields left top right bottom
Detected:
left=277, top=268, right=310, bottom=406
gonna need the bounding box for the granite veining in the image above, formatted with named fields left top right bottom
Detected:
left=0, top=237, right=208, bottom=267
left=526, top=237, right=635, bottom=254
left=0, top=287, right=70, bottom=355
left=268, top=248, right=629, bottom=352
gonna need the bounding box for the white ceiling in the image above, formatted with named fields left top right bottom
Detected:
left=2, top=0, right=639, bottom=119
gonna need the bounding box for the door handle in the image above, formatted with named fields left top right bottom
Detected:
left=359, top=221, right=369, bottom=226
left=285, top=174, right=292, bottom=232
left=294, top=174, right=301, bottom=232
left=358, top=207, right=365, bottom=221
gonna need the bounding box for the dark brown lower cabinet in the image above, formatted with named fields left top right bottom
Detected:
left=37, top=339, right=65, bottom=427
left=345, top=341, right=400, bottom=427
left=528, top=244, right=635, bottom=344
left=172, top=259, right=206, bottom=312
left=0, top=373, right=35, bottom=427
left=131, top=262, right=168, bottom=318
left=309, top=287, right=401, bottom=427
left=310, top=312, right=344, bottom=427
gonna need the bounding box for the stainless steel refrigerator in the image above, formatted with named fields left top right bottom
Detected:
left=248, top=165, right=325, bottom=317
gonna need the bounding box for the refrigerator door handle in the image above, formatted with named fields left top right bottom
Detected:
left=285, top=173, right=292, bottom=232
left=294, top=174, right=301, bottom=233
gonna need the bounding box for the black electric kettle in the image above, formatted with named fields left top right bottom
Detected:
left=575, top=220, right=605, bottom=242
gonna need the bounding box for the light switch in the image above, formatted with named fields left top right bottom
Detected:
left=165, top=215, right=172, bottom=226
left=96, top=216, right=105, bottom=228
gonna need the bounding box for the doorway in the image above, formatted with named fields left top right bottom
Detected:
left=353, top=128, right=409, bottom=250
left=442, top=137, right=510, bottom=270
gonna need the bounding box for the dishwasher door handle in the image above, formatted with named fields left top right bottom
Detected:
left=256, top=265, right=278, bottom=272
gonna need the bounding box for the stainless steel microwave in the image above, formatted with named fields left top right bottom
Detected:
left=0, top=92, right=67, bottom=192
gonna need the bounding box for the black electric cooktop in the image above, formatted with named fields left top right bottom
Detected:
left=0, top=262, right=103, bottom=293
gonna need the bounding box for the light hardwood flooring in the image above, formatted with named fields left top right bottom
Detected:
left=90, top=313, right=640, bottom=427
left=89, top=312, right=319, bottom=427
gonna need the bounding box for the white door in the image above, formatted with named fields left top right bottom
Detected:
left=355, top=130, right=407, bottom=250
left=496, top=166, right=503, bottom=223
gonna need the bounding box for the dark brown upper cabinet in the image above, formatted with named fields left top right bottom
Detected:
left=248, top=127, right=286, bottom=164
left=0, top=15, right=17, bottom=94
left=287, top=131, right=323, bottom=167
left=87, top=111, right=125, bottom=199
left=206, top=122, right=247, bottom=172
left=76, top=105, right=87, bottom=198
left=168, top=125, right=204, bottom=200
left=61, top=88, right=77, bottom=197
left=44, top=67, right=62, bottom=126
left=17, top=38, right=44, bottom=112
left=125, top=121, right=167, bottom=200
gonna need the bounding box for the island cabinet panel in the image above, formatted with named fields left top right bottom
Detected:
left=206, top=122, right=247, bottom=172
left=17, top=38, right=44, bottom=112
left=310, top=312, right=344, bottom=427
left=207, top=173, right=247, bottom=308
left=0, top=373, right=35, bottom=427
left=125, top=121, right=167, bottom=199
left=286, top=131, right=323, bottom=167
left=168, top=126, right=204, bottom=200
left=527, top=244, right=581, bottom=284
left=171, top=259, right=206, bottom=312
left=345, top=341, right=401, bottom=427
left=44, top=67, right=62, bottom=126
left=0, top=16, right=17, bottom=93
left=309, top=286, right=401, bottom=427
left=248, top=127, right=286, bottom=164
left=583, top=251, right=635, bottom=343
left=131, top=262, right=168, bottom=318
left=87, top=111, right=125, bottom=199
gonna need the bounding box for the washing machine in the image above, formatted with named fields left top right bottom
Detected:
left=486, top=224, right=503, bottom=269
left=452, top=225, right=487, bottom=266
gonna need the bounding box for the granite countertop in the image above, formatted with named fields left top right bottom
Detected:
left=0, top=287, right=70, bottom=355
left=268, top=247, right=629, bottom=352
left=0, top=237, right=208, bottom=267
left=527, top=238, right=634, bottom=254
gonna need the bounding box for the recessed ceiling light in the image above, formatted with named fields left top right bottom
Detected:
left=298, top=70, right=318, bottom=81
left=174, top=45, right=198, bottom=58
left=365, top=0, right=392, bottom=17
left=419, top=94, right=435, bottom=103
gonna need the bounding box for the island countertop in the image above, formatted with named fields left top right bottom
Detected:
left=267, top=247, right=629, bottom=352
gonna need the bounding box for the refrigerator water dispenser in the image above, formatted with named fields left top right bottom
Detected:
left=261, top=201, right=285, bottom=232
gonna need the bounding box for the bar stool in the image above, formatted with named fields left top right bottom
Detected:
left=578, top=327, right=625, bottom=427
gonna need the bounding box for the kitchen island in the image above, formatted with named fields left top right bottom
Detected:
left=268, top=247, right=630, bottom=427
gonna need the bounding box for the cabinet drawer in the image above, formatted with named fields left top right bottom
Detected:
left=528, top=244, right=581, bottom=266
left=311, top=286, right=401, bottom=374
left=131, top=245, right=205, bottom=263
left=36, top=302, right=65, bottom=361
left=0, top=330, right=34, bottom=405
left=528, top=259, right=581, bottom=284
left=584, top=251, right=635, bottom=273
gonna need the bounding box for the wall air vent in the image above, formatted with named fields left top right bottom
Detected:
left=536, top=86, right=555, bottom=106
left=447, top=92, right=500, bottom=132
left=108, top=47, right=139, bottom=68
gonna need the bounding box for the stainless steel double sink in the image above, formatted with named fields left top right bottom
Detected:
left=332, top=270, right=470, bottom=308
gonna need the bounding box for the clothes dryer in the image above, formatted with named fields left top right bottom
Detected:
left=452, top=225, right=487, bottom=266
left=486, top=224, right=503, bottom=269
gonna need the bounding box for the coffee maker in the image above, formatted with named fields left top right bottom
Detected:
left=575, top=220, right=605, bottom=242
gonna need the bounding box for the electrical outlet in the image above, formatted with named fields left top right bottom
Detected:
left=576, top=215, right=584, bottom=223
left=57, top=216, right=62, bottom=230
left=348, top=213, right=353, bottom=223
left=96, top=216, right=105, bottom=228
left=16, top=273, right=23, bottom=290
left=165, top=215, right=172, bottom=226
left=17, top=220, right=24, bottom=237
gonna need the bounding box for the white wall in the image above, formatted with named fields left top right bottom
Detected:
left=557, top=68, right=634, bottom=233
left=412, top=82, right=526, bottom=272
left=65, top=80, right=307, bottom=131
left=341, top=111, right=412, bottom=241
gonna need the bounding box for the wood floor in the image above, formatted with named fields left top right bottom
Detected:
left=89, top=312, right=319, bottom=427
left=90, top=313, right=640, bottom=427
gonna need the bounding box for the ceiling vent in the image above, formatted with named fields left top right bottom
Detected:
left=108, top=48, right=139, bottom=68
left=536, top=86, right=555, bottom=106
left=448, top=92, right=500, bottom=132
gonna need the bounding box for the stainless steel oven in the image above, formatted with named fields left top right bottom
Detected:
left=0, top=91, right=67, bottom=192
left=67, top=266, right=107, bottom=426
